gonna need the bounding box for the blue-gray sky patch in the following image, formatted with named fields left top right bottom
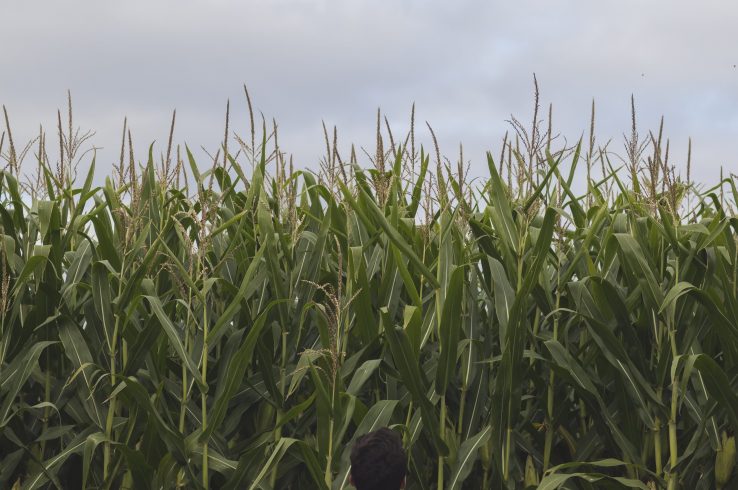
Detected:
left=1, top=0, right=736, bottom=185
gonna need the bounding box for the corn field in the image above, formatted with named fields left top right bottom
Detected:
left=0, top=93, right=737, bottom=489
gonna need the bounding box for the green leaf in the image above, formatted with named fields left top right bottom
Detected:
left=200, top=300, right=286, bottom=442
left=0, top=341, right=57, bottom=427
left=82, top=432, right=108, bottom=489
left=347, top=359, right=382, bottom=396
left=143, top=294, right=207, bottom=392
left=435, top=265, right=466, bottom=393
left=448, top=425, right=492, bottom=490
left=207, top=245, right=266, bottom=345
left=381, top=308, right=447, bottom=456
left=247, top=437, right=299, bottom=490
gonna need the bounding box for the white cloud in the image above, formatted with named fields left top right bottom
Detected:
left=1, top=0, right=736, bottom=185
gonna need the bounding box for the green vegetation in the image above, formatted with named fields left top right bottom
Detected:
left=1, top=91, right=737, bottom=489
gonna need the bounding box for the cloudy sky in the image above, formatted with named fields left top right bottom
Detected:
left=1, top=0, right=737, bottom=186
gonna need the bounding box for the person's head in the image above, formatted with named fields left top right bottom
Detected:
left=349, top=427, right=407, bottom=490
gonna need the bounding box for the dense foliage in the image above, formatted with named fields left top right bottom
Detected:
left=1, top=98, right=737, bottom=489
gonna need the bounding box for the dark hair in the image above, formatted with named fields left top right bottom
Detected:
left=350, top=427, right=407, bottom=490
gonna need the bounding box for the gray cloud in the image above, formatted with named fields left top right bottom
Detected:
left=1, top=0, right=736, bottom=185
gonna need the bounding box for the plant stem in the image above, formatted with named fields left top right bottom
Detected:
left=40, top=354, right=51, bottom=459
left=201, top=298, right=209, bottom=489
left=543, top=271, right=560, bottom=471
left=667, top=247, right=680, bottom=489
left=667, top=348, right=679, bottom=489
left=654, top=411, right=662, bottom=475
left=503, top=428, right=512, bottom=481
left=270, top=330, right=288, bottom=488
left=325, top=380, right=336, bottom=488
left=104, top=256, right=126, bottom=481
left=457, top=386, right=466, bottom=438
left=437, top=394, right=446, bottom=490
left=103, top=323, right=118, bottom=481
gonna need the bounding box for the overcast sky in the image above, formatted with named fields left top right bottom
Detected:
left=1, top=0, right=737, bottom=187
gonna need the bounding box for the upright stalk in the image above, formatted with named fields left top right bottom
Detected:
left=457, top=387, right=466, bottom=438
left=270, top=330, right=288, bottom=488
left=667, top=242, right=680, bottom=489
left=324, top=396, right=335, bottom=488
left=654, top=389, right=663, bottom=476
left=39, top=353, right=51, bottom=459
left=543, top=255, right=561, bottom=471
left=180, top=285, right=194, bottom=432
left=437, top=395, right=446, bottom=489
left=177, top=286, right=195, bottom=489
left=104, top=324, right=118, bottom=480
left=502, top=239, right=525, bottom=481
left=104, top=255, right=126, bottom=481
left=667, top=379, right=679, bottom=489
left=201, top=297, right=209, bottom=489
